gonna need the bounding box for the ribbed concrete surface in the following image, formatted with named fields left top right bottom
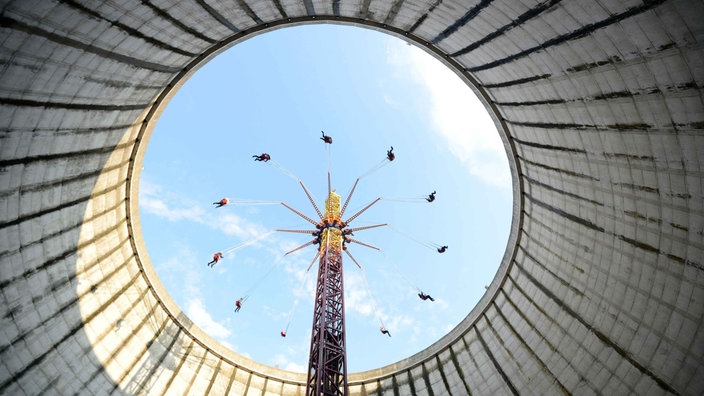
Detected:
left=1, top=0, right=703, bottom=394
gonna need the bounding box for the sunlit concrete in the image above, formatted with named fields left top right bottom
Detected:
left=1, top=0, right=703, bottom=394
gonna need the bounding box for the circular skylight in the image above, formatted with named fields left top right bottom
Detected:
left=139, top=24, right=512, bottom=373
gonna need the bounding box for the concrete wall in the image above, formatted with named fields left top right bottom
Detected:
left=1, top=0, right=702, bottom=394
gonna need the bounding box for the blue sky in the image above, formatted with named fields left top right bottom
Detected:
left=138, top=24, right=512, bottom=373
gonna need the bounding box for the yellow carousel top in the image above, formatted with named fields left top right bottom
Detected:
left=320, top=190, right=343, bottom=253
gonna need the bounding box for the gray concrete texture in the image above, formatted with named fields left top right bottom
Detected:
left=0, top=0, right=702, bottom=394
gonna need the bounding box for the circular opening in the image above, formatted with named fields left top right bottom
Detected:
left=138, top=24, right=512, bottom=373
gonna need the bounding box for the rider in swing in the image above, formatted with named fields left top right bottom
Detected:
left=320, top=131, right=333, bottom=144
left=253, top=153, right=271, bottom=162
left=418, top=291, right=435, bottom=301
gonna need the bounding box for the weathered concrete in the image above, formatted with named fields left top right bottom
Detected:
left=1, top=0, right=702, bottom=394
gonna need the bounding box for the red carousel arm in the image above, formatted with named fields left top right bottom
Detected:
left=347, top=238, right=380, bottom=251
left=276, top=229, right=318, bottom=235
left=347, top=223, right=387, bottom=233
left=340, top=178, right=360, bottom=217
left=343, top=249, right=363, bottom=270
left=284, top=240, right=317, bottom=256
left=298, top=180, right=323, bottom=220
left=306, top=251, right=321, bottom=273
left=280, top=202, right=320, bottom=227
left=343, top=197, right=381, bottom=225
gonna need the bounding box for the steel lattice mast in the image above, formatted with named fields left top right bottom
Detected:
left=277, top=184, right=383, bottom=395
left=307, top=190, right=348, bottom=395
left=276, top=170, right=385, bottom=395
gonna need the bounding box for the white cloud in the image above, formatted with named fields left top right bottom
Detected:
left=386, top=40, right=511, bottom=188
left=382, top=94, right=398, bottom=106
left=344, top=271, right=374, bottom=317
left=271, top=353, right=306, bottom=373
left=186, top=298, right=232, bottom=341
left=384, top=313, right=414, bottom=335
left=152, top=247, right=239, bottom=351
left=261, top=304, right=288, bottom=321
left=283, top=253, right=318, bottom=299
left=431, top=297, right=449, bottom=311
left=217, top=213, right=269, bottom=240
left=139, top=180, right=204, bottom=222
left=343, top=270, right=418, bottom=339
left=139, top=179, right=271, bottom=243
left=153, top=247, right=202, bottom=301
left=140, top=192, right=205, bottom=222
left=285, top=361, right=306, bottom=373
left=220, top=340, right=235, bottom=351
left=442, top=323, right=456, bottom=334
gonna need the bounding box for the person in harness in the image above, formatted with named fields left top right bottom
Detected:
left=320, top=131, right=333, bottom=144
left=213, top=198, right=229, bottom=208
left=418, top=291, right=435, bottom=301
left=207, top=252, right=223, bottom=267
left=253, top=153, right=271, bottom=162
